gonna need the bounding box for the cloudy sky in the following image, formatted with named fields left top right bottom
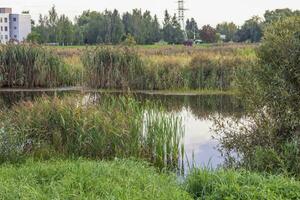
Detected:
left=2, top=0, right=300, bottom=26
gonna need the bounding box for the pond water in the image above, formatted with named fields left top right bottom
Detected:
left=0, top=91, right=243, bottom=171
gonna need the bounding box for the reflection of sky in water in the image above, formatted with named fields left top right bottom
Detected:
left=0, top=91, right=242, bottom=171
left=177, top=107, right=223, bottom=171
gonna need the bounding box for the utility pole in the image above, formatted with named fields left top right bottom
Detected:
left=177, top=0, right=188, bottom=40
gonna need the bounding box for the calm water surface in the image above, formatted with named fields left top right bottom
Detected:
left=0, top=91, right=243, bottom=170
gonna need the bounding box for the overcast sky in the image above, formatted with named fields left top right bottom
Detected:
left=1, top=0, right=300, bottom=26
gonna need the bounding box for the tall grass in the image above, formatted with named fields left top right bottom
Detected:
left=0, top=159, right=192, bottom=199
left=83, top=46, right=254, bottom=91
left=0, top=95, right=184, bottom=170
left=82, top=46, right=144, bottom=89
left=0, top=44, right=81, bottom=88
left=184, top=168, right=300, bottom=199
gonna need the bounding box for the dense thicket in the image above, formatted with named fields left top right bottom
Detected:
left=28, top=6, right=300, bottom=45
left=216, top=16, right=300, bottom=177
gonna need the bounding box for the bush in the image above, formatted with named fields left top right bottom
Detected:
left=0, top=159, right=192, bottom=199
left=216, top=16, right=300, bottom=176
left=0, top=44, right=75, bottom=88
left=185, top=168, right=300, bottom=200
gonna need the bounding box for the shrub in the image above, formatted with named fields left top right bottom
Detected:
left=0, top=159, right=192, bottom=199
left=216, top=16, right=300, bottom=176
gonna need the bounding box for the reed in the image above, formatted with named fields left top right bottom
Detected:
left=0, top=44, right=79, bottom=88
left=82, top=46, right=144, bottom=89
left=82, top=46, right=254, bottom=91
left=0, top=95, right=184, bottom=170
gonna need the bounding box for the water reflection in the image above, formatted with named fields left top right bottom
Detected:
left=0, top=91, right=243, bottom=170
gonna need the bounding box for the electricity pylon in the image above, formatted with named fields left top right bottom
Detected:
left=177, top=0, right=188, bottom=40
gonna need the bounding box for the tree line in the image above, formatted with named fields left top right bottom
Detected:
left=27, top=7, right=300, bottom=45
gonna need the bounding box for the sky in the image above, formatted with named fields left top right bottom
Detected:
left=1, top=0, right=300, bottom=27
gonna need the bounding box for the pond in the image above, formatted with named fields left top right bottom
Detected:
left=0, top=91, right=243, bottom=172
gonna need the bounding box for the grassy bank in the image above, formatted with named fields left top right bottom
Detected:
left=0, top=159, right=191, bottom=200
left=185, top=168, right=300, bottom=199
left=1, top=159, right=299, bottom=199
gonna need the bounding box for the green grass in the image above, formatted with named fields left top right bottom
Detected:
left=184, top=168, right=300, bottom=200
left=0, top=159, right=192, bottom=200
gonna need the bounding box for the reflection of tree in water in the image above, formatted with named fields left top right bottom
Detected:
left=135, top=94, right=244, bottom=120
left=0, top=92, right=244, bottom=120
left=0, top=91, right=77, bottom=108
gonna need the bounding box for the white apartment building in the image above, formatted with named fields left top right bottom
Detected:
left=0, top=8, right=31, bottom=44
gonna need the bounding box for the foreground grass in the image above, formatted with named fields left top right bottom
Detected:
left=0, top=159, right=192, bottom=200
left=185, top=169, right=300, bottom=200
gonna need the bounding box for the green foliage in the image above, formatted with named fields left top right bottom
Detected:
left=235, top=16, right=263, bottom=43
left=122, top=10, right=161, bottom=44
left=163, top=10, right=185, bottom=44
left=122, top=33, right=137, bottom=46
left=0, top=159, right=192, bottom=199
left=82, top=46, right=144, bottom=89
left=200, top=25, right=217, bottom=43
left=0, top=96, right=184, bottom=170
left=216, top=22, right=238, bottom=42
left=186, top=18, right=199, bottom=40
left=264, top=8, right=300, bottom=24
left=0, top=44, right=78, bottom=88
left=184, top=168, right=300, bottom=200
left=26, top=31, right=42, bottom=44
left=217, top=16, right=300, bottom=177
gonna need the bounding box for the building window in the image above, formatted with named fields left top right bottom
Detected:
left=5, top=35, right=8, bottom=40
left=13, top=18, right=17, bottom=22
left=4, top=26, right=8, bottom=31
left=0, top=26, right=2, bottom=31
left=0, top=18, right=2, bottom=23
left=4, top=18, right=7, bottom=23
left=14, top=26, right=17, bottom=30
left=14, top=35, right=17, bottom=38
left=0, top=35, right=3, bottom=40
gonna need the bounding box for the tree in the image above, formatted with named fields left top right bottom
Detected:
left=162, top=10, right=173, bottom=43
left=200, top=25, right=217, bottom=43
left=186, top=18, right=199, bottom=40
left=122, top=9, right=161, bottom=44
left=264, top=8, right=300, bottom=24
left=57, top=15, right=74, bottom=45
left=216, top=22, right=237, bottom=42
left=162, top=11, right=184, bottom=44
left=218, top=16, right=300, bottom=176
left=235, top=16, right=263, bottom=43
left=26, top=31, right=42, bottom=44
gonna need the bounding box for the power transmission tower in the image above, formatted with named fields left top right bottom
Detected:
left=177, top=0, right=188, bottom=40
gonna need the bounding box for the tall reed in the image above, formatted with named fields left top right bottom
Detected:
left=0, top=44, right=77, bottom=88
left=82, top=46, right=144, bottom=89
left=0, top=95, right=184, bottom=170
